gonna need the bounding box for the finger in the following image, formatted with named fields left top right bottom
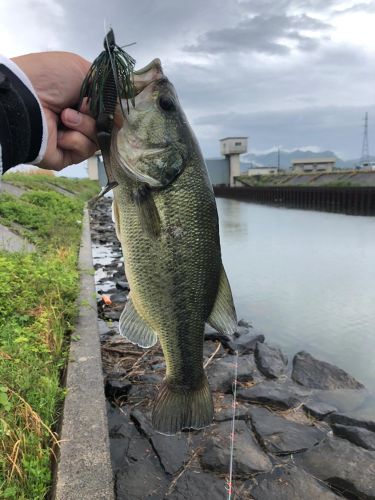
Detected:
left=57, top=129, right=98, bottom=162
left=60, top=108, right=98, bottom=145
left=78, top=97, right=91, bottom=115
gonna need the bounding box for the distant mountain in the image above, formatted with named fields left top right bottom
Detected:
left=240, top=149, right=374, bottom=171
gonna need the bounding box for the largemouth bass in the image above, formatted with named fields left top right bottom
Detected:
left=110, top=59, right=237, bottom=434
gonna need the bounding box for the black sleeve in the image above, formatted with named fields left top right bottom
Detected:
left=0, top=63, right=43, bottom=174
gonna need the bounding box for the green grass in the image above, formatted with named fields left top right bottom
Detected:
left=0, top=174, right=98, bottom=499
left=3, top=173, right=99, bottom=199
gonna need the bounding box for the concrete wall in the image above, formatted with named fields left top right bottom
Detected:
left=87, top=156, right=99, bottom=181
left=292, top=164, right=334, bottom=173
left=220, top=137, right=248, bottom=155
left=291, top=159, right=335, bottom=174
left=206, top=158, right=230, bottom=186
left=248, top=167, right=279, bottom=176
left=229, top=154, right=241, bottom=187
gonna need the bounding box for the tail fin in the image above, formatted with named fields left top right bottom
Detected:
left=152, top=375, right=213, bottom=435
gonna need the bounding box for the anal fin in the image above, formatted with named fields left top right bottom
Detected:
left=119, top=298, right=158, bottom=348
left=208, top=265, right=237, bottom=335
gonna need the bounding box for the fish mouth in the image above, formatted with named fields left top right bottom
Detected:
left=133, top=59, right=164, bottom=95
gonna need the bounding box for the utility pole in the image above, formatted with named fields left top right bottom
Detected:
left=360, top=112, right=370, bottom=166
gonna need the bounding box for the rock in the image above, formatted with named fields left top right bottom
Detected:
left=102, top=308, right=122, bottom=321
left=167, top=469, right=227, bottom=499
left=203, top=341, right=225, bottom=360
left=109, top=292, right=127, bottom=304
left=214, top=395, right=251, bottom=422
left=237, top=379, right=311, bottom=409
left=296, top=436, right=375, bottom=499
left=327, top=409, right=375, bottom=432
left=200, top=420, right=272, bottom=475
left=116, top=280, right=130, bottom=290
left=249, top=465, right=341, bottom=499
left=292, top=351, right=364, bottom=390
left=238, top=318, right=252, bottom=328
left=116, top=452, right=168, bottom=500
left=249, top=406, right=326, bottom=455
left=204, top=324, right=230, bottom=343
left=105, top=378, right=132, bottom=400
left=226, top=331, right=265, bottom=354
left=130, top=409, right=155, bottom=437
left=331, top=423, right=375, bottom=451
left=150, top=433, right=190, bottom=475
left=98, top=318, right=112, bottom=336
left=127, top=382, right=157, bottom=402
left=207, top=355, right=257, bottom=393
left=107, top=403, right=136, bottom=471
left=133, top=373, right=163, bottom=385
left=131, top=410, right=190, bottom=475
left=314, top=389, right=366, bottom=413
left=303, top=401, right=337, bottom=420
left=255, top=342, right=288, bottom=378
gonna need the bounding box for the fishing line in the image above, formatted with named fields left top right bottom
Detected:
left=226, top=349, right=239, bottom=500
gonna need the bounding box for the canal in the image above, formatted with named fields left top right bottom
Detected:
left=217, top=197, right=375, bottom=389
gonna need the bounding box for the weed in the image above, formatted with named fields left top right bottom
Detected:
left=0, top=174, right=96, bottom=499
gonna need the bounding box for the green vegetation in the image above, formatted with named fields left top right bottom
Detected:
left=0, top=174, right=97, bottom=499
left=3, top=172, right=98, bottom=199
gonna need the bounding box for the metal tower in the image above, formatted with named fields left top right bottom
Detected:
left=360, top=112, right=370, bottom=165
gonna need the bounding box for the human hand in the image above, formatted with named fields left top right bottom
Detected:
left=12, top=51, right=98, bottom=170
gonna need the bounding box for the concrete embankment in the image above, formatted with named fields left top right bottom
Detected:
left=91, top=197, right=375, bottom=500
left=0, top=181, right=35, bottom=252
left=54, top=208, right=114, bottom=500
left=227, top=170, right=375, bottom=215
left=215, top=185, right=375, bottom=215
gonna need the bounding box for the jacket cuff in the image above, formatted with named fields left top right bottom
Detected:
left=0, top=55, right=47, bottom=174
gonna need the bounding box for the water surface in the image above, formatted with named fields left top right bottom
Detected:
left=217, top=198, right=375, bottom=389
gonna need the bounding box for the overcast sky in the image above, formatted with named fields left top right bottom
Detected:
left=2, top=0, right=375, bottom=167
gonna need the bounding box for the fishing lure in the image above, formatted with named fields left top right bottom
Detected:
left=80, top=28, right=136, bottom=196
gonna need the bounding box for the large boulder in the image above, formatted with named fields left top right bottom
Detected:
left=249, top=406, right=326, bottom=455
left=296, top=436, right=375, bottom=499
left=248, top=465, right=341, bottom=499
left=200, top=420, right=272, bottom=475
left=237, top=379, right=311, bottom=409
left=326, top=408, right=375, bottom=432
left=331, top=423, right=375, bottom=451
left=214, top=394, right=251, bottom=422
left=167, top=470, right=227, bottom=500
left=130, top=410, right=190, bottom=475
left=207, top=354, right=258, bottom=393
left=292, top=351, right=364, bottom=390
left=255, top=342, right=288, bottom=378
left=226, top=331, right=265, bottom=354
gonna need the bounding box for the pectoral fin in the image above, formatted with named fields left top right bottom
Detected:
left=208, top=266, right=237, bottom=335
left=132, top=185, right=161, bottom=238
left=119, top=298, right=158, bottom=348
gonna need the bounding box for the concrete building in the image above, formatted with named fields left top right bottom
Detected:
left=205, top=157, right=230, bottom=186
left=220, top=137, right=248, bottom=187
left=247, top=166, right=280, bottom=176
left=291, top=157, right=336, bottom=173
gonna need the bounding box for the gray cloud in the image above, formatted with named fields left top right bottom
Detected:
left=184, top=14, right=330, bottom=55
left=2, top=0, right=375, bottom=160
left=193, top=105, right=372, bottom=159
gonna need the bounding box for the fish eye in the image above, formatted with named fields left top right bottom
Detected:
left=158, top=96, right=175, bottom=111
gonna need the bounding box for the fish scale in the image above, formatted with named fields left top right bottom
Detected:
left=111, top=60, right=237, bottom=434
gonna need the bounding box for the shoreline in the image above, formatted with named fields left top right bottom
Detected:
left=90, top=197, right=375, bottom=499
